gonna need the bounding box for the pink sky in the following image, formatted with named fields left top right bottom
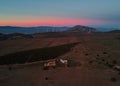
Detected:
left=0, top=17, right=107, bottom=26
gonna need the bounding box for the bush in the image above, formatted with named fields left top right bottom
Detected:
left=85, top=53, right=89, bottom=56
left=89, top=61, right=93, bottom=64
left=110, top=77, right=117, bottom=82
left=67, top=59, right=80, bottom=67
left=97, top=54, right=99, bottom=57
left=8, top=66, right=12, bottom=71
left=45, top=77, right=49, bottom=80
left=101, top=59, right=105, bottom=62
left=108, top=64, right=114, bottom=68
left=112, top=60, right=117, bottom=64
left=103, top=52, right=107, bottom=54
left=43, top=67, right=49, bottom=70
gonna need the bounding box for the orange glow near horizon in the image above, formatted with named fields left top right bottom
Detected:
left=0, top=17, right=106, bottom=26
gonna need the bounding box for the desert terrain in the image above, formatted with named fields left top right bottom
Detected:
left=0, top=31, right=120, bottom=86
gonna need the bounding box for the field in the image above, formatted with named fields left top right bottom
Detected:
left=0, top=32, right=120, bottom=86
left=0, top=42, right=79, bottom=65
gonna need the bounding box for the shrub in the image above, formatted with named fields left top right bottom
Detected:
left=110, top=77, right=117, bottom=82
left=8, top=66, right=12, bottom=71
left=43, top=67, right=49, bottom=70
left=103, top=52, right=107, bottom=54
left=45, top=77, right=49, bottom=80
left=97, top=54, right=99, bottom=57
left=112, top=60, right=117, bottom=64
left=102, top=59, right=105, bottom=62
left=85, top=53, right=89, bottom=56
left=89, top=61, right=93, bottom=64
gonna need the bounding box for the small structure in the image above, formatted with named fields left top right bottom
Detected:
left=59, top=58, right=68, bottom=67
left=44, top=60, right=56, bottom=68
left=113, top=65, right=120, bottom=71
left=60, top=59, right=68, bottom=65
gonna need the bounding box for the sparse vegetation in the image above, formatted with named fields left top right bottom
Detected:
left=0, top=31, right=120, bottom=86
left=112, top=60, right=117, bottom=64
left=8, top=66, right=12, bottom=71
left=89, top=61, right=93, bottom=64
left=110, top=77, right=117, bottom=82
left=85, top=53, right=89, bottom=56
left=45, top=77, right=49, bottom=80
left=103, top=52, right=107, bottom=54
left=97, top=54, right=100, bottom=57
left=67, top=59, right=81, bottom=67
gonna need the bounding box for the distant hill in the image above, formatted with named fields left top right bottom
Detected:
left=0, top=33, right=33, bottom=41
left=66, top=25, right=97, bottom=33
left=108, top=30, right=120, bottom=33
left=0, top=26, right=69, bottom=34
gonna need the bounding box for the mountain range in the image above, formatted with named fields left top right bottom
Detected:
left=0, top=25, right=120, bottom=34
left=66, top=25, right=97, bottom=33
left=0, top=26, right=69, bottom=34
left=0, top=25, right=120, bottom=41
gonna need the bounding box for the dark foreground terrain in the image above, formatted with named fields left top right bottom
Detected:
left=0, top=31, right=120, bottom=86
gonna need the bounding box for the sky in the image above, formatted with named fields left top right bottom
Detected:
left=0, top=0, right=120, bottom=27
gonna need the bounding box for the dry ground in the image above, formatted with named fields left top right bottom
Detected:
left=0, top=32, right=120, bottom=86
